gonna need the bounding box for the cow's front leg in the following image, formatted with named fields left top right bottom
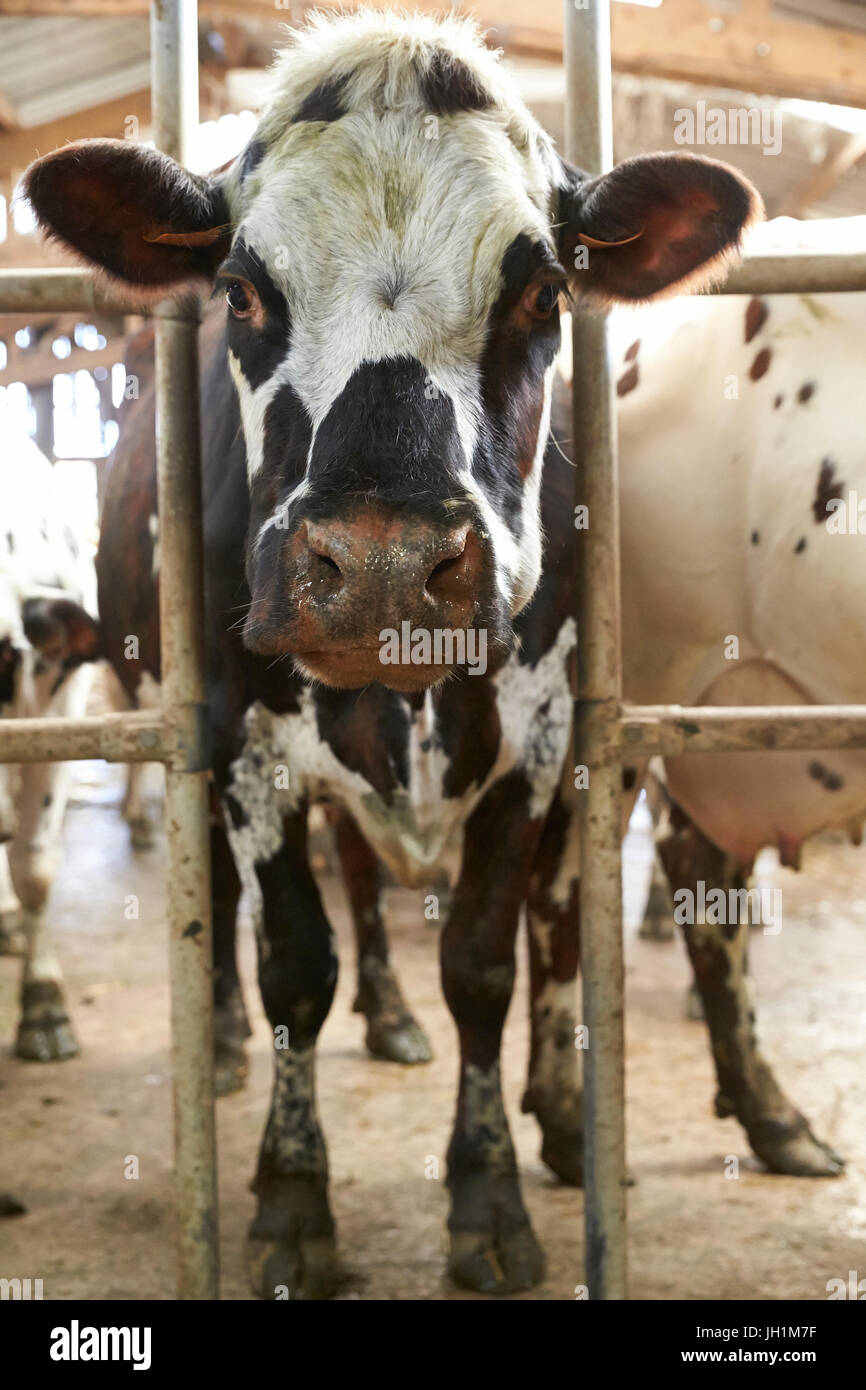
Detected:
left=658, top=805, right=843, bottom=1178
left=211, top=813, right=250, bottom=1096
left=441, top=774, right=544, bottom=1294
left=0, top=845, right=24, bottom=955
left=523, top=790, right=583, bottom=1185
left=10, top=760, right=79, bottom=1061
left=243, top=808, right=340, bottom=1300
left=329, top=806, right=432, bottom=1064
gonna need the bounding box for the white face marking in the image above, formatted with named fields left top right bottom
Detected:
left=221, top=13, right=563, bottom=611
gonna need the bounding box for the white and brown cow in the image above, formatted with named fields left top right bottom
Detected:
left=601, top=248, right=864, bottom=1179
left=24, top=11, right=798, bottom=1296
left=0, top=429, right=101, bottom=1059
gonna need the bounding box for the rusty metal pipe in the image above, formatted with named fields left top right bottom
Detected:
left=0, top=711, right=170, bottom=763
left=151, top=0, right=219, bottom=1301
left=565, top=0, right=628, bottom=1302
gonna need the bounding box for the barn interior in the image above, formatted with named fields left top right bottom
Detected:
left=1, top=0, right=865, bottom=1304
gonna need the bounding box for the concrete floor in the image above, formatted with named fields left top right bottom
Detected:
left=1, top=766, right=865, bottom=1301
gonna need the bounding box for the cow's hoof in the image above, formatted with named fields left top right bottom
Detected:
left=214, top=1041, right=248, bottom=1097
left=448, top=1223, right=544, bottom=1295
left=753, top=1126, right=844, bottom=1178
left=447, top=1172, right=544, bottom=1294
left=540, top=1124, right=584, bottom=1187
left=16, top=1016, right=79, bottom=1062
left=365, top=1016, right=432, bottom=1064
left=247, top=1179, right=339, bottom=1300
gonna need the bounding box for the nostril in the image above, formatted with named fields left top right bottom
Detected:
left=316, top=552, right=341, bottom=574
left=425, top=532, right=475, bottom=601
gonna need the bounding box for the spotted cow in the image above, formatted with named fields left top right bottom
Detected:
left=603, top=265, right=864, bottom=1179
left=0, top=430, right=101, bottom=1060
left=25, top=12, right=777, bottom=1295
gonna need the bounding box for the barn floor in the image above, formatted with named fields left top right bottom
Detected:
left=1, top=765, right=865, bottom=1302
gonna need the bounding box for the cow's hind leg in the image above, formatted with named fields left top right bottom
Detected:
left=442, top=774, right=544, bottom=1294
left=211, top=812, right=251, bottom=1096
left=658, top=804, right=843, bottom=1178
left=239, top=805, right=340, bottom=1300
left=523, top=790, right=583, bottom=1185
left=329, top=806, right=431, bottom=1064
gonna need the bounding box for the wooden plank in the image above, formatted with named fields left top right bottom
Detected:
left=611, top=0, right=866, bottom=109
left=4, top=0, right=866, bottom=108
left=0, top=89, right=151, bottom=173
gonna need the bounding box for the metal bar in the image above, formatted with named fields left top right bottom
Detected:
left=0, top=711, right=171, bottom=763
left=594, top=704, right=866, bottom=761
left=718, top=252, right=866, bottom=296
left=0, top=269, right=147, bottom=316
left=150, top=0, right=219, bottom=1301
left=3, top=251, right=866, bottom=320
left=566, top=0, right=627, bottom=1301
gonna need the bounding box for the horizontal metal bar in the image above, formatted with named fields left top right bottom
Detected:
left=0, top=269, right=148, bottom=316
left=716, top=252, right=866, bottom=296
left=0, top=710, right=173, bottom=764
left=585, top=703, right=866, bottom=761
left=1, top=249, right=865, bottom=320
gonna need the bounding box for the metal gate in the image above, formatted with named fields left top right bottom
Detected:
left=0, top=0, right=217, bottom=1300
left=2, top=0, right=865, bottom=1303
left=570, top=0, right=866, bottom=1300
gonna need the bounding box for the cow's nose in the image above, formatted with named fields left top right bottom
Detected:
left=303, top=518, right=479, bottom=615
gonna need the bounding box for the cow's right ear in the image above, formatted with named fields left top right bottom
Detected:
left=23, top=139, right=232, bottom=294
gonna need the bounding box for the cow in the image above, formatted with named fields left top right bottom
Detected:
left=607, top=269, right=863, bottom=1177
left=25, top=10, right=813, bottom=1296
left=0, top=429, right=101, bottom=1060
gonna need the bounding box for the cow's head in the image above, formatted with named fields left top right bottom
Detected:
left=24, top=12, right=760, bottom=691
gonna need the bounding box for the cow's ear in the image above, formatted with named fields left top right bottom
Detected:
left=557, top=152, right=763, bottom=304
left=23, top=598, right=103, bottom=669
left=23, top=139, right=232, bottom=294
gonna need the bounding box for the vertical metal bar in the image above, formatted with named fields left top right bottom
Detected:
left=150, top=0, right=219, bottom=1300
left=565, top=0, right=628, bottom=1299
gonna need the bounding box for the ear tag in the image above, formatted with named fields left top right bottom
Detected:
left=577, top=229, right=643, bottom=249
left=142, top=224, right=230, bottom=247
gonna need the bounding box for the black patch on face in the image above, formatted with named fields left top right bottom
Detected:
left=240, top=139, right=266, bottom=180
left=475, top=234, right=562, bottom=540
left=419, top=50, right=492, bottom=115
left=220, top=240, right=290, bottom=391
left=812, top=458, right=844, bottom=525
left=798, top=381, right=815, bottom=404
left=292, top=73, right=350, bottom=124
left=794, top=536, right=807, bottom=554
left=751, top=530, right=760, bottom=545
left=303, top=357, right=469, bottom=523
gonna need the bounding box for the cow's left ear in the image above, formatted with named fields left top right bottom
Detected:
left=557, top=152, right=763, bottom=304
left=23, top=598, right=103, bottom=670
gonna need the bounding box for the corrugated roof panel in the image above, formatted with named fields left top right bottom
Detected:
left=0, top=17, right=150, bottom=129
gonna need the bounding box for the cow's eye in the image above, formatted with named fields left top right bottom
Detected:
left=226, top=280, right=255, bottom=318
left=524, top=282, right=561, bottom=321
